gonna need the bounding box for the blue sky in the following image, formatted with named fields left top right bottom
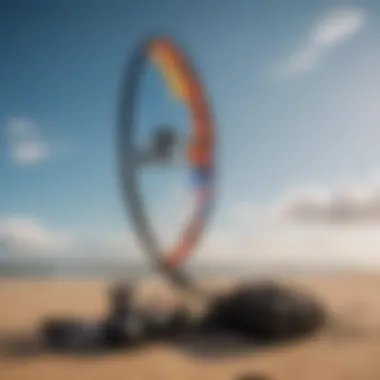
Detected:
left=1, top=0, right=380, bottom=267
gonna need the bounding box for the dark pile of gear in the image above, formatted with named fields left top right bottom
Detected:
left=40, top=280, right=326, bottom=352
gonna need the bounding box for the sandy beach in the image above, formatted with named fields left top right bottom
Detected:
left=1, top=274, right=380, bottom=380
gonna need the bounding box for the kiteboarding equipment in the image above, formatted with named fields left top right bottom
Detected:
left=117, top=35, right=215, bottom=288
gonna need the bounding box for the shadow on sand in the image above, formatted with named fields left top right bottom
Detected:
left=0, top=329, right=321, bottom=362
left=0, top=335, right=275, bottom=380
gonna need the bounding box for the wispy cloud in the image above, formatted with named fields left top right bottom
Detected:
left=275, top=7, right=368, bottom=78
left=2, top=206, right=380, bottom=272
left=0, top=217, right=74, bottom=256
left=270, top=173, right=380, bottom=224
left=5, top=170, right=380, bottom=271
left=6, top=117, right=51, bottom=166
left=195, top=172, right=380, bottom=269
left=0, top=216, right=136, bottom=259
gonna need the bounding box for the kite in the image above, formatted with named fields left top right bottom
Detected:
left=116, top=35, right=215, bottom=290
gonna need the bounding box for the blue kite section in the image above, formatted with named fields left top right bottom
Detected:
left=191, top=166, right=212, bottom=188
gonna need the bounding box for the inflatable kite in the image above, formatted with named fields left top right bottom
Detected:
left=116, top=35, right=215, bottom=289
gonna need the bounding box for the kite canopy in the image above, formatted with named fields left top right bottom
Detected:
left=117, top=35, right=215, bottom=291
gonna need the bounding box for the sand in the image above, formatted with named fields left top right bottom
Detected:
left=1, top=274, right=380, bottom=380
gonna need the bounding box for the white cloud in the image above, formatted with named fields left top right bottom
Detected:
left=276, top=6, right=367, bottom=77
left=6, top=117, right=50, bottom=166
left=0, top=216, right=140, bottom=260
left=0, top=217, right=74, bottom=256
left=271, top=174, right=380, bottom=224
left=196, top=211, right=380, bottom=271
left=313, top=8, right=366, bottom=47
left=193, top=172, right=380, bottom=270
left=5, top=170, right=380, bottom=272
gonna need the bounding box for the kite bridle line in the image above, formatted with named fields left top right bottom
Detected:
left=117, top=35, right=215, bottom=298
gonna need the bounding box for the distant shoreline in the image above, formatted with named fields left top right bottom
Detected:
left=1, top=256, right=380, bottom=279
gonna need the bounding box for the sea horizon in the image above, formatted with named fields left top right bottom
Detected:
left=0, top=255, right=379, bottom=278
